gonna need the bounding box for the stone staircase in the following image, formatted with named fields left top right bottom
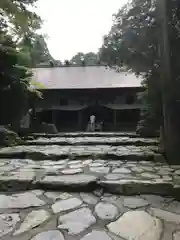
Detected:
left=0, top=132, right=179, bottom=196
left=0, top=132, right=180, bottom=240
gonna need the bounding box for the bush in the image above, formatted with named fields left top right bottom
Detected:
left=0, top=126, right=21, bottom=147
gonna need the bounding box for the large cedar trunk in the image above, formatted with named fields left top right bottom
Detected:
left=163, top=102, right=180, bottom=164
left=158, top=0, right=180, bottom=164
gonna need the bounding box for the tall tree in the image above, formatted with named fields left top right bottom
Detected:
left=99, top=0, right=161, bottom=134
left=0, top=0, right=41, bottom=39
left=0, top=1, right=42, bottom=130
left=99, top=0, right=180, bottom=162
left=18, top=33, right=54, bottom=67
left=71, top=52, right=99, bottom=66
left=157, top=0, right=180, bottom=162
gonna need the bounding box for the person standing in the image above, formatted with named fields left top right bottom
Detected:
left=20, top=109, right=32, bottom=136
left=90, top=114, right=96, bottom=132
left=20, top=109, right=32, bottom=129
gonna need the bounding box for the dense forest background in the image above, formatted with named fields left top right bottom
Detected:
left=1, top=0, right=180, bottom=162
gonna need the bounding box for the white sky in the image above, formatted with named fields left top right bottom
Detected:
left=35, top=0, right=128, bottom=61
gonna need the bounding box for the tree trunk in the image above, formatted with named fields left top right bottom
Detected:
left=157, top=0, right=180, bottom=163
left=163, top=101, right=180, bottom=163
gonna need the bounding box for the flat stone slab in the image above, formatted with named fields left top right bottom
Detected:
left=13, top=210, right=51, bottom=235
left=175, top=170, right=180, bottom=175
left=80, top=193, right=98, bottom=205
left=1, top=191, right=180, bottom=240
left=105, top=173, right=130, bottom=180
left=95, top=202, right=119, bottom=220
left=149, top=208, right=180, bottom=224
left=44, top=192, right=73, bottom=200
left=0, top=214, right=20, bottom=237
left=26, top=136, right=159, bottom=147
left=123, top=197, right=149, bottom=209
left=52, top=198, right=82, bottom=213
left=99, top=179, right=174, bottom=195
left=69, top=164, right=84, bottom=169
left=81, top=231, right=112, bottom=240
left=90, top=167, right=110, bottom=174
left=0, top=192, right=45, bottom=209
left=39, top=174, right=98, bottom=188
left=141, top=172, right=161, bottom=179
left=0, top=158, right=179, bottom=195
left=0, top=145, right=157, bottom=161
left=31, top=132, right=141, bottom=138
left=31, top=230, right=65, bottom=240
left=58, top=207, right=96, bottom=235
left=0, top=169, right=35, bottom=183
left=61, top=168, right=83, bottom=174
left=31, top=190, right=44, bottom=196
left=112, top=167, right=131, bottom=174
left=107, top=210, right=163, bottom=240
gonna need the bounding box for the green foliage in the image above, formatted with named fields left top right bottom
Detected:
left=64, top=60, right=71, bottom=66
left=168, top=0, right=180, bottom=99
left=99, top=0, right=162, bottom=133
left=0, top=0, right=52, bottom=68
left=18, top=33, right=54, bottom=67
left=0, top=126, right=21, bottom=147
left=0, top=0, right=42, bottom=38
left=100, top=0, right=180, bottom=139
left=0, top=27, right=37, bottom=126
left=71, top=52, right=100, bottom=66
left=30, top=80, right=45, bottom=89
left=100, top=0, right=158, bottom=71
left=0, top=3, right=42, bottom=130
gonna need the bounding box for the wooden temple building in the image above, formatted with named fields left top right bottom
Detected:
left=32, top=66, right=144, bottom=131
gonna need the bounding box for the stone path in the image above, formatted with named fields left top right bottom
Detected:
left=0, top=158, right=180, bottom=195
left=24, top=136, right=159, bottom=146
left=1, top=132, right=180, bottom=239
left=0, top=144, right=159, bottom=161
left=1, top=190, right=180, bottom=240
left=31, top=132, right=139, bottom=138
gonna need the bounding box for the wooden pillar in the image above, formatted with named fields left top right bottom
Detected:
left=113, top=109, right=117, bottom=130
left=52, top=110, right=56, bottom=125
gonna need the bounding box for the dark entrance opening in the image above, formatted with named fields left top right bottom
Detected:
left=82, top=105, right=113, bottom=131
left=56, top=110, right=78, bottom=131
left=116, top=109, right=140, bottom=123
left=38, top=110, right=52, bottom=124
left=116, top=109, right=140, bottom=130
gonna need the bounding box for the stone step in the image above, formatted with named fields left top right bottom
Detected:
left=39, top=177, right=178, bottom=196
left=0, top=158, right=179, bottom=196
left=24, top=136, right=159, bottom=147
left=30, top=132, right=141, bottom=138
left=0, top=145, right=159, bottom=161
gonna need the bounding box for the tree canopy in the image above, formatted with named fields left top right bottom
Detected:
left=0, top=0, right=42, bottom=129
left=99, top=0, right=162, bottom=133
left=70, top=52, right=100, bottom=66
left=99, top=0, right=158, bottom=72
left=0, top=0, right=54, bottom=68
left=18, top=33, right=54, bottom=67
left=0, top=0, right=42, bottom=38
left=99, top=0, right=180, bottom=161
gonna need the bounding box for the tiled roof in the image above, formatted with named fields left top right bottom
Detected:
left=32, top=66, right=143, bottom=89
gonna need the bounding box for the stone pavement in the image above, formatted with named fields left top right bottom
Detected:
left=0, top=132, right=180, bottom=239
left=0, top=158, right=180, bottom=195
left=1, top=190, right=180, bottom=240
left=25, top=136, right=159, bottom=146
left=0, top=144, right=159, bottom=161
left=31, top=132, right=139, bottom=138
